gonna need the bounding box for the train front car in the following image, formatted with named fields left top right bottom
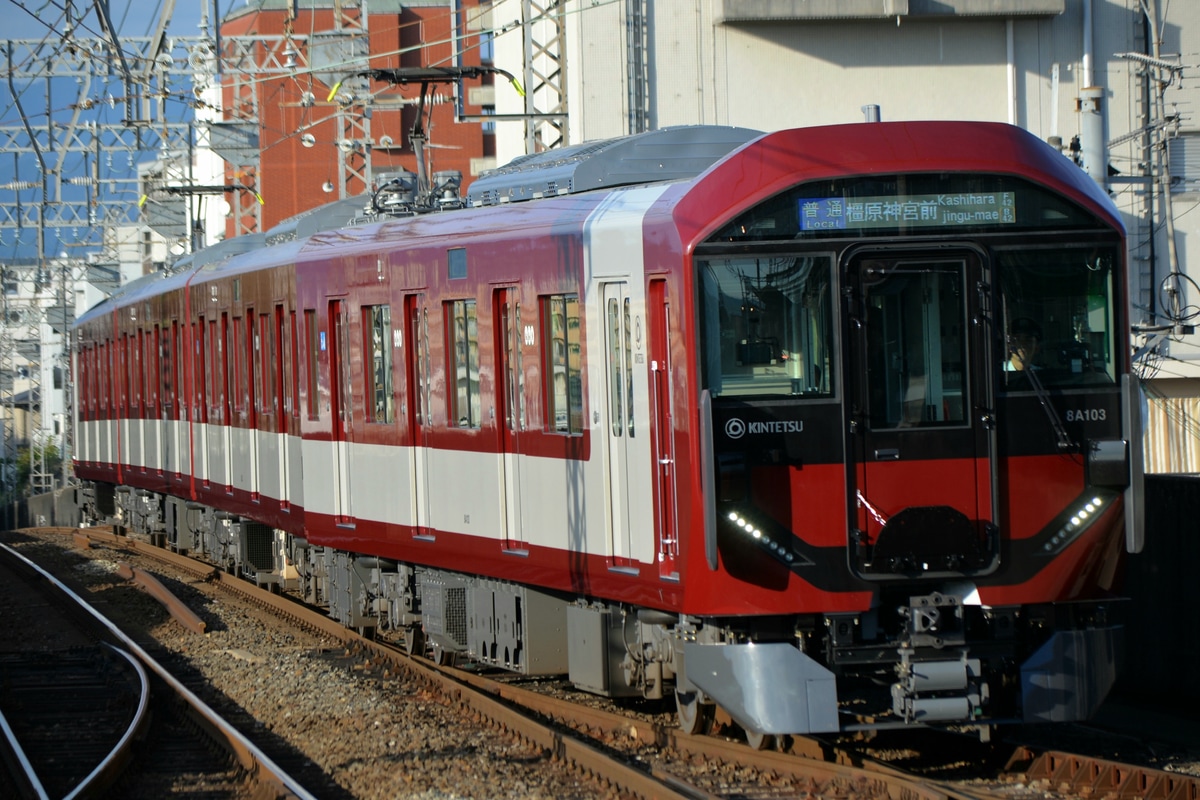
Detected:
left=667, top=121, right=1142, bottom=739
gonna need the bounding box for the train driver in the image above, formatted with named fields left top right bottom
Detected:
left=1006, top=317, right=1042, bottom=372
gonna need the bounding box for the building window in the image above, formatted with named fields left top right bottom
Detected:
left=1170, top=131, right=1200, bottom=193
left=448, top=299, right=480, bottom=427
left=365, top=304, right=394, bottom=423
left=544, top=294, right=583, bottom=433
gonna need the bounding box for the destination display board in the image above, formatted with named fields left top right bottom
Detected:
left=798, top=191, right=1017, bottom=231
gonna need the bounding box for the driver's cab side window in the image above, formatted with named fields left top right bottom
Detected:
left=997, top=246, right=1117, bottom=389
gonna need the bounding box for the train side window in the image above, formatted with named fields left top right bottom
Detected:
left=247, top=310, right=258, bottom=421
left=289, top=310, right=300, bottom=419
left=698, top=254, right=835, bottom=397
left=145, top=328, right=155, bottom=414
left=364, top=304, right=394, bottom=423
left=256, top=313, right=270, bottom=416
left=197, top=318, right=208, bottom=423
left=210, top=318, right=221, bottom=417
left=102, top=342, right=110, bottom=414
left=220, top=313, right=230, bottom=418
left=230, top=317, right=242, bottom=412
left=152, top=326, right=160, bottom=416
left=165, top=321, right=176, bottom=419
left=151, top=326, right=161, bottom=416
left=447, top=298, right=480, bottom=428
left=542, top=294, right=583, bottom=434
left=122, top=333, right=131, bottom=414
left=108, top=341, right=116, bottom=413
left=148, top=327, right=159, bottom=417
left=305, top=309, right=320, bottom=420
left=272, top=306, right=283, bottom=419
left=134, top=329, right=144, bottom=413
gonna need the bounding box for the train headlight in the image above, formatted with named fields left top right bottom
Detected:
left=1043, top=493, right=1113, bottom=554
left=724, top=508, right=807, bottom=569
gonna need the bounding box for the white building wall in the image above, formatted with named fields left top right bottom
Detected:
left=567, top=0, right=628, bottom=146
left=712, top=19, right=1012, bottom=130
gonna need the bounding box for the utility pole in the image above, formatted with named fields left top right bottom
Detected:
left=1118, top=0, right=1187, bottom=343
left=1, top=4, right=204, bottom=510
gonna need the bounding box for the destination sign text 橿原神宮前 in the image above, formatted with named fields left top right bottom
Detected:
left=798, top=192, right=1016, bottom=231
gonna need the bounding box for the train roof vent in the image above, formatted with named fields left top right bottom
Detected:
left=466, top=125, right=763, bottom=207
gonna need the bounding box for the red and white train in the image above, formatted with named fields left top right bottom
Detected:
left=73, top=120, right=1143, bottom=741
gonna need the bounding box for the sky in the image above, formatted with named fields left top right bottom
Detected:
left=3, top=1, right=213, bottom=261
left=8, top=0, right=210, bottom=41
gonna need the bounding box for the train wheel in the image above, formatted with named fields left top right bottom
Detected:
left=675, top=689, right=714, bottom=736
left=404, top=626, right=425, bottom=657
left=430, top=642, right=453, bottom=666
left=745, top=730, right=774, bottom=750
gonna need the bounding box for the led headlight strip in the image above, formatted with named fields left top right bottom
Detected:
left=727, top=509, right=805, bottom=566
left=1041, top=488, right=1120, bottom=555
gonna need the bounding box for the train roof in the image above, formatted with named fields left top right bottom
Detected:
left=74, top=268, right=183, bottom=329
left=669, top=120, right=1124, bottom=241
left=263, top=197, right=373, bottom=245
left=73, top=121, right=1122, bottom=334
left=465, top=125, right=764, bottom=206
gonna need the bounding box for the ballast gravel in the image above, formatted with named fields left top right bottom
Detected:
left=6, top=532, right=607, bottom=800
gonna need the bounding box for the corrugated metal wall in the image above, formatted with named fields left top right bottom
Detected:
left=1145, top=394, right=1200, bottom=474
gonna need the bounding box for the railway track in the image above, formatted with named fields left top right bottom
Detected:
left=13, top=525, right=1200, bottom=800
left=0, top=535, right=319, bottom=800
left=0, top=645, right=147, bottom=799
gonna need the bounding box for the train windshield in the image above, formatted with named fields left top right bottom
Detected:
left=698, top=254, right=834, bottom=396
left=997, top=245, right=1118, bottom=389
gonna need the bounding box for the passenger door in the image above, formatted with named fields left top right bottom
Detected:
left=601, top=281, right=648, bottom=566
left=845, top=249, right=998, bottom=578
left=496, top=287, right=527, bottom=551
left=329, top=299, right=354, bottom=524
left=404, top=294, right=432, bottom=539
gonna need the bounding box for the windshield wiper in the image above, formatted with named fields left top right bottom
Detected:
left=1022, top=364, right=1074, bottom=450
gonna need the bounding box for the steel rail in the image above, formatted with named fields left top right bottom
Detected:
left=0, top=540, right=318, bottom=800
left=426, top=662, right=968, bottom=800
left=68, top=529, right=697, bottom=800
left=44, top=526, right=1200, bottom=800
left=0, top=545, right=150, bottom=800
left=0, top=704, right=49, bottom=800
left=66, top=528, right=969, bottom=800
left=64, top=643, right=152, bottom=800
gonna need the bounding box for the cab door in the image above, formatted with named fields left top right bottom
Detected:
left=648, top=279, right=679, bottom=579
left=846, top=249, right=998, bottom=578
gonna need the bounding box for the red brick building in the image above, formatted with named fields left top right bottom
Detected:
left=218, top=0, right=494, bottom=235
